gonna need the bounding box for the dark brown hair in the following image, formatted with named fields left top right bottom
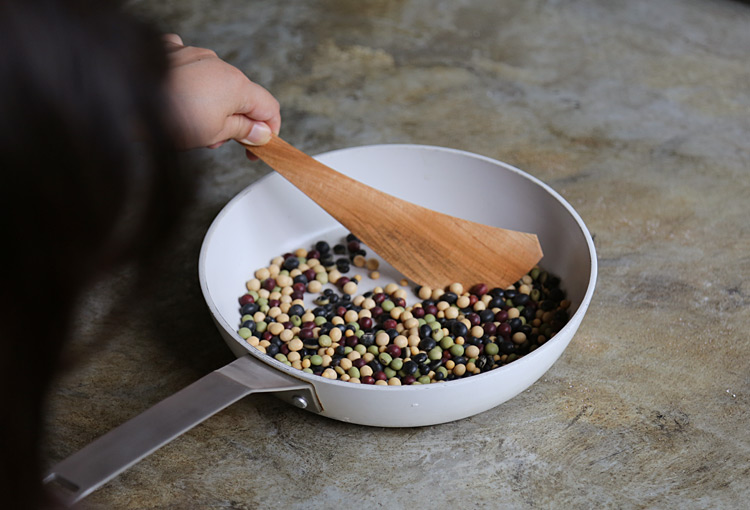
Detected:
left=0, top=0, right=192, bottom=507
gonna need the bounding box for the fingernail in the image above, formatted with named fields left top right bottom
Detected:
left=241, top=123, right=272, bottom=146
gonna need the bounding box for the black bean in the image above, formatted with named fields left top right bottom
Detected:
left=318, top=322, right=334, bottom=334
left=270, top=337, right=283, bottom=347
left=508, top=318, right=523, bottom=332
left=241, top=320, right=256, bottom=331
left=288, top=304, right=305, bottom=317
left=488, top=297, right=505, bottom=309
left=513, top=293, right=530, bottom=307
left=419, top=338, right=437, bottom=351
left=476, top=355, right=494, bottom=372
left=498, top=339, right=516, bottom=355
left=489, top=288, right=505, bottom=299
left=419, top=324, right=433, bottom=338
left=451, top=321, right=468, bottom=338
left=335, top=258, right=350, bottom=273
left=359, top=332, right=375, bottom=347
left=441, top=292, right=458, bottom=304
left=479, top=309, right=495, bottom=323
left=240, top=303, right=259, bottom=315
left=412, top=352, right=428, bottom=364
left=402, top=360, right=418, bottom=375
left=315, top=240, right=331, bottom=254
left=428, top=359, right=443, bottom=371
left=282, top=257, right=299, bottom=271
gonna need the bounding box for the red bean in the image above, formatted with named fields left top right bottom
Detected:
left=471, top=283, right=488, bottom=296
left=497, top=322, right=512, bottom=338
left=483, top=322, right=497, bottom=336
left=262, top=278, right=276, bottom=291
left=358, top=317, right=374, bottom=331
left=382, top=319, right=397, bottom=330
left=386, top=344, right=401, bottom=358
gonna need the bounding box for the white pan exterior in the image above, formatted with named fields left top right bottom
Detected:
left=199, top=144, right=597, bottom=427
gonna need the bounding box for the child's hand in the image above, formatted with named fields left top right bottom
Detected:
left=164, top=34, right=280, bottom=155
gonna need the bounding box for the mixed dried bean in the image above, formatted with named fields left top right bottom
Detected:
left=237, top=234, right=570, bottom=386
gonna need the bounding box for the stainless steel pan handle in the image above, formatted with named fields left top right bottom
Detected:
left=43, top=355, right=320, bottom=506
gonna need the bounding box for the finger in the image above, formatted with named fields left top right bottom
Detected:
left=162, top=33, right=184, bottom=46
left=216, top=114, right=272, bottom=147
left=240, top=122, right=273, bottom=145
left=236, top=81, right=282, bottom=134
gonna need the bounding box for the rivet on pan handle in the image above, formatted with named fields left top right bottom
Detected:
left=43, top=355, right=320, bottom=506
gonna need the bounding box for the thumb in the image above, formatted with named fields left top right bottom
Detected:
left=234, top=118, right=273, bottom=146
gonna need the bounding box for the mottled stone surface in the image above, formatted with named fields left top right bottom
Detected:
left=44, top=0, right=750, bottom=508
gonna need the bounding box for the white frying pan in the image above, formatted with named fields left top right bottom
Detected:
left=44, top=144, right=597, bottom=505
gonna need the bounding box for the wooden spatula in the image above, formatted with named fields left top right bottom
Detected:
left=243, top=135, right=542, bottom=290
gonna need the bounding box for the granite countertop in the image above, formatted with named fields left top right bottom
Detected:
left=44, top=0, right=750, bottom=508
